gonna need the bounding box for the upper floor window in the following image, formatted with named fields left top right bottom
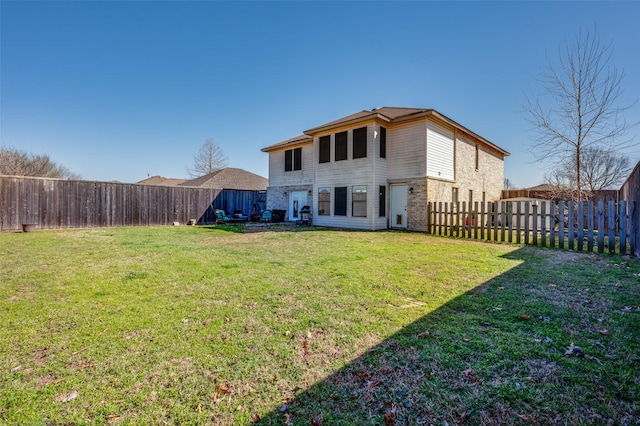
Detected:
left=475, top=144, right=479, bottom=170
left=335, top=131, right=347, bottom=161
left=380, top=127, right=386, bottom=158
left=319, top=136, right=330, bottom=164
left=285, top=147, right=302, bottom=172
left=353, top=127, right=367, bottom=159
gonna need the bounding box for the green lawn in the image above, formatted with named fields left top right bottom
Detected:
left=1, top=226, right=638, bottom=425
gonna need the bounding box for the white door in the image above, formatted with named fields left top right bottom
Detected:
left=390, top=185, right=407, bottom=229
left=289, top=191, right=308, bottom=221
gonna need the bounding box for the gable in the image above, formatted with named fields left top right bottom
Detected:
left=426, top=121, right=454, bottom=181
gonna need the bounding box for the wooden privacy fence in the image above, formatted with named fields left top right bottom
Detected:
left=0, top=176, right=224, bottom=231
left=427, top=200, right=636, bottom=255
left=619, top=161, right=640, bottom=258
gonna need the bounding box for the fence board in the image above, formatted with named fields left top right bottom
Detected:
left=558, top=201, right=565, bottom=249
left=577, top=202, right=584, bottom=252
left=507, top=201, right=513, bottom=243
left=598, top=202, right=605, bottom=253
left=568, top=201, right=575, bottom=251
left=608, top=200, right=615, bottom=254
left=619, top=201, right=627, bottom=254
left=587, top=201, right=594, bottom=252
left=540, top=201, right=546, bottom=247
left=480, top=201, right=486, bottom=240
left=549, top=201, right=556, bottom=248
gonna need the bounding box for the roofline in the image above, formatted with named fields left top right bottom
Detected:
left=262, top=108, right=510, bottom=156
left=304, top=108, right=509, bottom=156
left=302, top=111, right=393, bottom=135
left=261, top=134, right=313, bottom=152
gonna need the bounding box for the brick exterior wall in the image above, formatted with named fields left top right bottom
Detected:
left=406, top=177, right=429, bottom=232
left=454, top=134, right=504, bottom=204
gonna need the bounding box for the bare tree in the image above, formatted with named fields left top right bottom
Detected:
left=503, top=178, right=517, bottom=190
left=0, top=147, right=81, bottom=179
left=187, top=139, right=229, bottom=178
left=544, top=148, right=631, bottom=200
left=524, top=26, right=637, bottom=201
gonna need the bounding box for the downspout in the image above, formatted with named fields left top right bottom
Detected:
left=372, top=124, right=376, bottom=231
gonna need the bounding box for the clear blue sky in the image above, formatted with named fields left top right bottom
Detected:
left=2, top=1, right=639, bottom=189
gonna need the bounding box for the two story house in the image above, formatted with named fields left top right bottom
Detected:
left=261, top=107, right=509, bottom=231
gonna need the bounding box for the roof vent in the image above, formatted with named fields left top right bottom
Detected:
left=372, top=106, right=381, bottom=111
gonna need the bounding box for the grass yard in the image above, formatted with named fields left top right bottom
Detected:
left=1, top=225, right=639, bottom=425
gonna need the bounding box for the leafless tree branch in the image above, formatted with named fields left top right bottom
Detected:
left=186, top=139, right=229, bottom=178
left=0, top=147, right=81, bottom=179
left=524, top=26, right=638, bottom=201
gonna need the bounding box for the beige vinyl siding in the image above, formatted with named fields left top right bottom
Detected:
left=426, top=121, right=455, bottom=181
left=267, top=144, right=314, bottom=187
left=387, top=120, right=427, bottom=179
left=313, top=124, right=384, bottom=230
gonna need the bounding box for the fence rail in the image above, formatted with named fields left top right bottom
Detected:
left=427, top=200, right=636, bottom=255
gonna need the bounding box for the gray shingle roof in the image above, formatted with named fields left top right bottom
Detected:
left=261, top=107, right=509, bottom=156
left=137, top=176, right=188, bottom=186
left=179, top=168, right=268, bottom=191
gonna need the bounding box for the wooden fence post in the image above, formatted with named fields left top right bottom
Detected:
left=444, top=202, right=449, bottom=236
left=473, top=201, right=479, bottom=240
left=619, top=200, right=627, bottom=255
left=587, top=201, right=594, bottom=252
left=608, top=200, right=616, bottom=254
left=630, top=201, right=636, bottom=256
left=568, top=201, right=575, bottom=251
left=549, top=201, right=556, bottom=249
left=540, top=201, right=547, bottom=247
left=558, top=201, right=565, bottom=249
left=480, top=201, right=486, bottom=240
left=532, top=202, right=538, bottom=246
left=597, top=201, right=605, bottom=253
left=524, top=202, right=530, bottom=245
left=577, top=202, right=584, bottom=252
left=508, top=201, right=514, bottom=243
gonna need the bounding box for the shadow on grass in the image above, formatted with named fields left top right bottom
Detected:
left=256, top=247, right=638, bottom=425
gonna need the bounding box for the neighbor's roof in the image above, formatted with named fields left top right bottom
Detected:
left=137, top=175, right=188, bottom=186
left=262, top=107, right=510, bottom=156
left=518, top=184, right=557, bottom=191
left=179, top=168, right=268, bottom=191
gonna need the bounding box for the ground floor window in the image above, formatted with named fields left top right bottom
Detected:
left=335, top=187, right=347, bottom=216
left=318, top=188, right=330, bottom=215
left=352, top=185, right=367, bottom=217
left=379, top=186, right=386, bottom=217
